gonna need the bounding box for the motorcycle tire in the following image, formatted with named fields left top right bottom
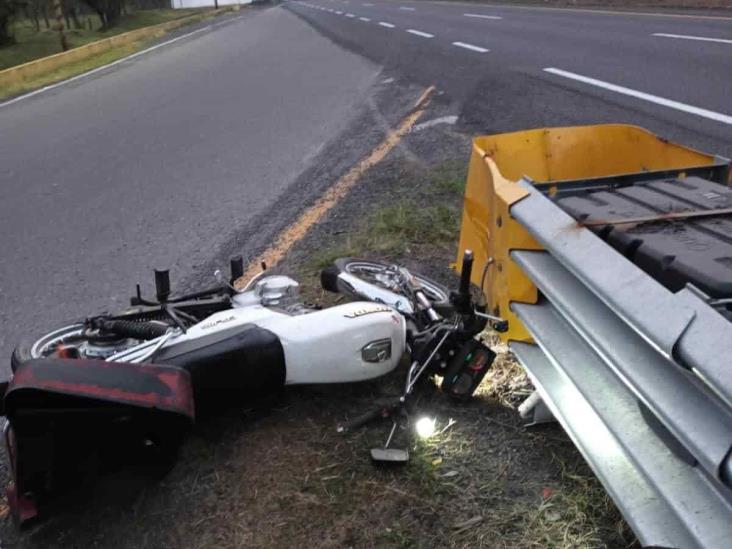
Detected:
left=11, top=316, right=173, bottom=372
left=322, top=257, right=455, bottom=317
left=11, top=323, right=84, bottom=373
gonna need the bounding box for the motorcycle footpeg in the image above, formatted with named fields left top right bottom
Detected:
left=370, top=447, right=409, bottom=463
left=441, top=340, right=497, bottom=401
left=370, top=420, right=408, bottom=464
left=337, top=398, right=402, bottom=433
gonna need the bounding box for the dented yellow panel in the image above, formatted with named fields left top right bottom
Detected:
left=474, top=124, right=719, bottom=184
left=456, top=124, right=723, bottom=343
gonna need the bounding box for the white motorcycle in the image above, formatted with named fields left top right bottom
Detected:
left=2, top=252, right=503, bottom=524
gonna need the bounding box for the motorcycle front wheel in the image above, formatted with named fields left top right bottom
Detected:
left=322, top=257, right=455, bottom=317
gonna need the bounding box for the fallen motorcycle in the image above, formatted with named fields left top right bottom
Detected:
left=1, top=251, right=502, bottom=525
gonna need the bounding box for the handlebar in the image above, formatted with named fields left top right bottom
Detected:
left=451, top=250, right=474, bottom=314
left=459, top=250, right=473, bottom=299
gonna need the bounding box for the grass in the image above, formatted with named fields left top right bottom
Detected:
left=305, top=160, right=467, bottom=272
left=0, top=9, right=202, bottom=71
left=0, top=37, right=152, bottom=98
left=303, top=201, right=459, bottom=271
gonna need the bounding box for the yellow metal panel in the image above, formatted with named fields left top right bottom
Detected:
left=473, top=124, right=718, bottom=184
left=456, top=124, right=723, bottom=344
left=456, top=143, right=541, bottom=343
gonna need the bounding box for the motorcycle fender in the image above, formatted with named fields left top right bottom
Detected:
left=2, top=359, right=194, bottom=525
left=4, top=358, right=195, bottom=420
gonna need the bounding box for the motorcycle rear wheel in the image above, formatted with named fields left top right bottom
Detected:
left=11, top=322, right=142, bottom=372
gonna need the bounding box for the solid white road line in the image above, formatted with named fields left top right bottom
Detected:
left=0, top=23, right=220, bottom=109
left=400, top=6, right=416, bottom=11
left=452, top=41, right=489, bottom=53
left=463, top=13, right=503, bottom=20
left=359, top=16, right=371, bottom=21
left=412, top=115, right=458, bottom=132
left=407, top=29, right=434, bottom=38
left=544, top=67, right=732, bottom=125
left=379, top=21, right=396, bottom=28
left=652, top=33, right=732, bottom=44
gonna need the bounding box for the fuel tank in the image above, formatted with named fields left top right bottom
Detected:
left=155, top=301, right=406, bottom=386
left=258, top=302, right=407, bottom=384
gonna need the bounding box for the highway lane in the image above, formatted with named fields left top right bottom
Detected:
left=288, top=0, right=732, bottom=156
left=0, top=7, right=380, bottom=368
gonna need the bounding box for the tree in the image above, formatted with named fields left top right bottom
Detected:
left=81, top=0, right=123, bottom=30
left=52, top=0, right=68, bottom=51
left=0, top=0, right=22, bottom=46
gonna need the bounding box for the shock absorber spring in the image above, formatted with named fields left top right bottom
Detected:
left=93, top=319, right=170, bottom=340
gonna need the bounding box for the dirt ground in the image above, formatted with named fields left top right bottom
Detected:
left=0, top=82, right=638, bottom=548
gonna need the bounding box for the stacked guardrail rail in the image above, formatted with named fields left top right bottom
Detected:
left=456, top=124, right=732, bottom=548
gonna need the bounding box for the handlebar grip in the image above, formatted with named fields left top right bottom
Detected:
left=459, top=250, right=474, bottom=298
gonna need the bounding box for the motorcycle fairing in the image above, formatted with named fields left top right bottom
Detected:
left=3, top=358, right=194, bottom=525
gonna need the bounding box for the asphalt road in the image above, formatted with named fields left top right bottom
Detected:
left=0, top=7, right=379, bottom=368
left=287, top=0, right=731, bottom=156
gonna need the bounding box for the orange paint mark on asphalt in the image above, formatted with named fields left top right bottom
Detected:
left=237, top=86, right=436, bottom=285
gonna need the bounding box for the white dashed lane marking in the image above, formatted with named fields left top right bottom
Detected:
left=407, top=29, right=434, bottom=38
left=463, top=13, right=503, bottom=20
left=452, top=41, right=489, bottom=53
left=379, top=21, right=396, bottom=28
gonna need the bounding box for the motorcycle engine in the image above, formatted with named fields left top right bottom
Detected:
left=255, top=276, right=301, bottom=309
left=80, top=334, right=136, bottom=359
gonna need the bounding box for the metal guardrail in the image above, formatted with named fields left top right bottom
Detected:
left=510, top=185, right=732, bottom=548
left=455, top=125, right=732, bottom=548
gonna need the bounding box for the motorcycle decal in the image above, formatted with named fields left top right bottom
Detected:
left=343, top=305, right=393, bottom=319
left=199, top=315, right=236, bottom=330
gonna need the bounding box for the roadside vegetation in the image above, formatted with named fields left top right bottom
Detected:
left=0, top=4, right=201, bottom=71
left=305, top=159, right=467, bottom=272
left=1, top=37, right=150, bottom=96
